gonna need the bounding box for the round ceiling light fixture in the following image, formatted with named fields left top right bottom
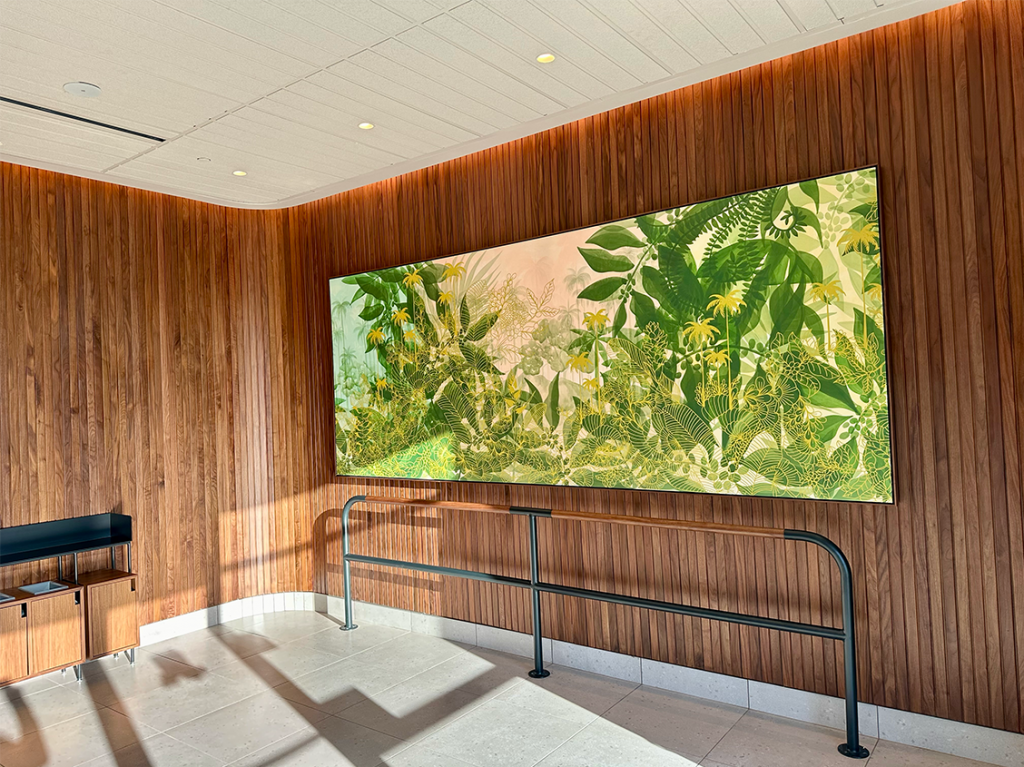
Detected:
left=358, top=122, right=374, bottom=130
left=197, top=156, right=211, bottom=163
left=536, top=53, right=555, bottom=64
left=232, top=170, right=247, bottom=176
left=63, top=81, right=102, bottom=98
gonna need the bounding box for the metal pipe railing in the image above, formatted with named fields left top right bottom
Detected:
left=339, top=494, right=869, bottom=759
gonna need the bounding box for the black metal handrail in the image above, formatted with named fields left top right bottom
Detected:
left=339, top=494, right=869, bottom=759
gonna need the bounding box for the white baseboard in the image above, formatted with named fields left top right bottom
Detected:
left=139, top=595, right=1024, bottom=767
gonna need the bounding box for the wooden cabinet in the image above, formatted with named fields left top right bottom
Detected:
left=27, top=590, right=85, bottom=675
left=79, top=571, right=139, bottom=658
left=0, top=603, right=29, bottom=684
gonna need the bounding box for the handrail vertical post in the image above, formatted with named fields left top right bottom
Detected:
left=527, top=514, right=550, bottom=679
left=786, top=530, right=869, bottom=759
left=340, top=495, right=366, bottom=631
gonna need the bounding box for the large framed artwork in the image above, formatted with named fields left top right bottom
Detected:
left=330, top=168, right=893, bottom=503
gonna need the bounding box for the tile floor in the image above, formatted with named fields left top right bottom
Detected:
left=0, top=612, right=1003, bottom=767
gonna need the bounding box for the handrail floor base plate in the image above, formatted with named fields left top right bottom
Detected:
left=838, top=744, right=870, bottom=759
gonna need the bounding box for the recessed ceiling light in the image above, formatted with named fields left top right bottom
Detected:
left=197, top=157, right=211, bottom=162
left=63, top=81, right=102, bottom=98
left=358, top=122, right=374, bottom=130
left=232, top=170, right=247, bottom=176
left=536, top=53, right=555, bottom=64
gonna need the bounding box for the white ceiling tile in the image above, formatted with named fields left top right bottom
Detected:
left=95, top=0, right=315, bottom=78
left=829, top=0, right=881, bottom=18
left=279, top=81, right=453, bottom=152
left=780, top=0, right=840, bottom=28
left=326, top=59, right=499, bottom=136
left=470, top=0, right=640, bottom=93
left=370, top=38, right=543, bottom=123
left=631, top=0, right=731, bottom=63
left=523, top=0, right=671, bottom=83
left=396, top=26, right=564, bottom=116
left=733, top=0, right=801, bottom=42
left=302, top=70, right=476, bottom=144
left=581, top=0, right=699, bottom=74
left=684, top=1, right=765, bottom=53
left=346, top=49, right=522, bottom=130
left=422, top=13, right=590, bottom=107
left=256, top=91, right=436, bottom=159
left=371, top=0, right=445, bottom=24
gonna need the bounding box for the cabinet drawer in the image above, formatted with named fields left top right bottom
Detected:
left=0, top=603, right=29, bottom=684
left=28, top=591, right=84, bottom=675
left=87, top=577, right=139, bottom=658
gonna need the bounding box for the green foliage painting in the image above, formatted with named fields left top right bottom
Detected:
left=330, top=168, right=893, bottom=502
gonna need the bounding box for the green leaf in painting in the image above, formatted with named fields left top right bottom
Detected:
left=768, top=283, right=805, bottom=340
left=547, top=373, right=560, bottom=429
left=354, top=275, right=386, bottom=300
left=465, top=311, right=499, bottom=342
left=579, top=247, right=634, bottom=273
left=799, top=179, right=820, bottom=211
left=612, top=301, right=627, bottom=336
left=578, top=276, right=625, bottom=301
left=640, top=266, right=673, bottom=307
left=358, top=303, right=384, bottom=321
left=586, top=224, right=644, bottom=250
left=657, top=245, right=705, bottom=312
left=630, top=290, right=659, bottom=332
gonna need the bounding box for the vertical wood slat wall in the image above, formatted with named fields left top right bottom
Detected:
left=0, top=0, right=1021, bottom=734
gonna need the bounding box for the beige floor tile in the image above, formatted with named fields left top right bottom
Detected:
left=77, top=732, right=226, bottom=767
left=275, top=634, right=465, bottom=716
left=416, top=698, right=584, bottom=767
left=0, top=708, right=154, bottom=767
left=226, top=718, right=406, bottom=767
left=535, top=717, right=702, bottom=767
left=0, top=683, right=95, bottom=740
left=496, top=664, right=639, bottom=726
left=376, top=742, right=479, bottom=767
left=144, top=629, right=276, bottom=671
left=70, top=650, right=207, bottom=708
left=108, top=667, right=263, bottom=731
left=213, top=644, right=348, bottom=689
left=602, top=686, right=746, bottom=762
left=399, top=646, right=532, bottom=701
left=166, top=690, right=328, bottom=764
left=705, top=711, right=878, bottom=767
left=287, top=622, right=408, bottom=659
left=868, top=741, right=1009, bottom=766
left=336, top=680, right=484, bottom=742
left=222, top=612, right=342, bottom=644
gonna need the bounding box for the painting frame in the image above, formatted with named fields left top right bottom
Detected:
left=328, top=165, right=896, bottom=505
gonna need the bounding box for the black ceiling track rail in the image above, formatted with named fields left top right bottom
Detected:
left=0, top=96, right=165, bottom=142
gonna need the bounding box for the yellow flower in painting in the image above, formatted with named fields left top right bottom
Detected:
left=707, top=290, right=744, bottom=316
left=706, top=349, right=729, bottom=367
left=839, top=223, right=878, bottom=252
left=568, top=352, right=593, bottom=372
left=402, top=268, right=422, bottom=287
left=866, top=283, right=883, bottom=302
left=583, top=309, right=609, bottom=332
left=438, top=291, right=454, bottom=305
left=809, top=279, right=844, bottom=303
left=375, top=377, right=388, bottom=392
left=682, top=318, right=719, bottom=347
left=442, top=262, right=466, bottom=280
left=391, top=308, right=410, bottom=325
left=403, top=329, right=418, bottom=343
left=366, top=327, right=386, bottom=345
left=582, top=378, right=601, bottom=392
